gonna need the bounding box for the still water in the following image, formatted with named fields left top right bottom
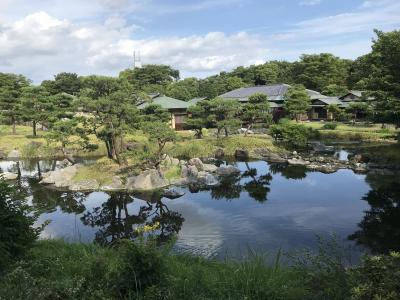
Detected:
left=1, top=158, right=399, bottom=260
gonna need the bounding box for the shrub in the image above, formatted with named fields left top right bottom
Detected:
left=269, top=122, right=318, bottom=148
left=350, top=252, right=400, bottom=300
left=322, top=122, right=338, bottom=130
left=0, top=180, right=41, bottom=272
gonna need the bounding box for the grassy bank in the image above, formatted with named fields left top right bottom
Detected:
left=1, top=239, right=398, bottom=300
left=297, top=122, right=399, bottom=142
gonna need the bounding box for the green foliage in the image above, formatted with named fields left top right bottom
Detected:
left=185, top=100, right=212, bottom=138
left=322, top=84, right=348, bottom=96
left=270, top=121, right=318, bottom=148
left=209, top=98, right=242, bottom=137
left=0, top=180, right=40, bottom=272
left=140, top=103, right=171, bottom=123
left=322, top=122, right=338, bottom=130
left=241, top=93, right=272, bottom=134
left=41, top=72, right=81, bottom=95
left=292, top=53, right=351, bottom=92
left=350, top=252, right=400, bottom=300
left=166, top=77, right=200, bottom=101
left=284, top=85, right=311, bottom=122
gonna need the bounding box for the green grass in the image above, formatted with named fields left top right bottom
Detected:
left=296, top=121, right=399, bottom=142
left=72, top=158, right=119, bottom=185
left=164, top=165, right=181, bottom=180
left=166, top=134, right=285, bottom=159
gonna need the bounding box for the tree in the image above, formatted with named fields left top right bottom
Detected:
left=120, top=65, right=179, bottom=91
left=140, top=104, right=171, bottom=123
left=241, top=93, right=271, bottom=136
left=326, top=104, right=342, bottom=121
left=165, top=78, right=200, bottom=101
left=292, top=53, right=351, bottom=92
left=0, top=179, right=41, bottom=271
left=0, top=73, right=30, bottom=134
left=80, top=75, right=122, bottom=100
left=140, top=122, right=176, bottom=169
left=20, top=86, right=52, bottom=136
left=185, top=100, right=212, bottom=138
left=209, top=98, right=241, bottom=137
left=42, top=72, right=81, bottom=95
left=79, top=85, right=140, bottom=164
left=284, top=85, right=311, bottom=122
left=346, top=102, right=370, bottom=124
left=322, top=84, right=348, bottom=96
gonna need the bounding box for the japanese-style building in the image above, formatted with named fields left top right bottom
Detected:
left=137, top=95, right=190, bottom=130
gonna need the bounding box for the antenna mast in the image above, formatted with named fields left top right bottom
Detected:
left=133, top=50, right=142, bottom=69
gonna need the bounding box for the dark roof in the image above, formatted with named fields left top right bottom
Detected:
left=137, top=95, right=190, bottom=110
left=219, top=84, right=326, bottom=101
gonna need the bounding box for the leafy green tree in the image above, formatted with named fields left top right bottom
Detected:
left=140, top=121, right=176, bottom=169
left=120, top=65, right=179, bottom=92
left=80, top=75, right=122, bottom=100
left=20, top=86, right=52, bottom=136
left=284, top=85, right=311, bottom=122
left=209, top=98, right=241, bottom=137
left=269, top=121, right=318, bottom=148
left=326, top=104, right=342, bottom=121
left=370, top=91, right=400, bottom=128
left=346, top=102, right=370, bottom=124
left=140, top=104, right=171, bottom=123
left=0, top=179, right=41, bottom=272
left=46, top=118, right=98, bottom=164
left=292, top=53, right=351, bottom=92
left=42, top=72, right=81, bottom=95
left=166, top=77, right=199, bottom=101
left=0, top=73, right=30, bottom=134
left=185, top=100, right=212, bottom=139
left=241, top=93, right=271, bottom=135
left=80, top=86, right=140, bottom=164
left=322, top=84, right=348, bottom=96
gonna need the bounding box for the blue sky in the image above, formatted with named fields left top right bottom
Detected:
left=0, top=0, right=399, bottom=82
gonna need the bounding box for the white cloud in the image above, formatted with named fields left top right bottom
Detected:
left=299, top=0, right=321, bottom=6
left=0, top=11, right=268, bottom=82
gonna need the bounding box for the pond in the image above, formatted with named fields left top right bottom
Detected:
left=1, top=157, right=399, bottom=261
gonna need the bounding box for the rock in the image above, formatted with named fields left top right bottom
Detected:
left=69, top=179, right=99, bottom=191
left=0, top=172, right=18, bottom=180
left=188, top=158, right=204, bottom=171
left=234, top=149, right=249, bottom=160
left=40, top=164, right=79, bottom=188
left=171, top=158, right=180, bottom=166
left=180, top=165, right=189, bottom=178
left=287, top=158, right=310, bottom=166
left=7, top=149, right=20, bottom=159
left=238, top=128, right=254, bottom=135
left=216, top=165, right=240, bottom=176
left=179, top=160, right=187, bottom=166
left=57, top=159, right=72, bottom=168
left=306, top=164, right=337, bottom=174
left=187, top=165, right=199, bottom=178
left=310, top=142, right=335, bottom=155
left=101, top=176, right=125, bottom=191
left=170, top=177, right=190, bottom=186
left=126, top=169, right=169, bottom=191
left=292, top=151, right=298, bottom=156
left=203, top=163, right=218, bottom=173
left=163, top=188, right=185, bottom=199
left=161, top=155, right=172, bottom=167
left=253, top=149, right=286, bottom=163
left=214, top=148, right=225, bottom=159
left=350, top=154, right=370, bottom=163
left=197, top=173, right=219, bottom=186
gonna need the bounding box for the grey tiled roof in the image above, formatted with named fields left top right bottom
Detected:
left=219, top=84, right=325, bottom=101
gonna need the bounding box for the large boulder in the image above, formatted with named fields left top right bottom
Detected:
left=180, top=165, right=189, bottom=178
left=40, top=164, right=79, bottom=188
left=69, top=179, right=99, bottom=191
left=7, top=150, right=20, bottom=159
left=197, top=172, right=219, bottom=186
left=187, top=165, right=199, bottom=178
left=101, top=176, right=125, bottom=191
left=234, top=149, right=249, bottom=160
left=163, top=188, right=185, bottom=199
left=287, top=158, right=310, bottom=166
left=188, top=158, right=204, bottom=171
left=126, top=169, right=169, bottom=191
left=0, top=172, right=18, bottom=180
left=203, top=163, right=218, bottom=173
left=253, top=149, right=286, bottom=163
left=216, top=165, right=240, bottom=176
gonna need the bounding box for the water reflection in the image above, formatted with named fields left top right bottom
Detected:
left=349, top=174, right=400, bottom=254
left=81, top=192, right=184, bottom=246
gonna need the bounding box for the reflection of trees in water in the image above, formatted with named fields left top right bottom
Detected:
left=349, top=174, right=400, bottom=254
left=209, top=162, right=273, bottom=202
left=28, top=178, right=87, bottom=214
left=81, top=192, right=184, bottom=246
left=269, top=163, right=307, bottom=180
left=241, top=162, right=272, bottom=202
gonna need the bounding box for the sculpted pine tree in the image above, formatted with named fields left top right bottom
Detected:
left=241, top=93, right=272, bottom=136
left=284, top=85, right=311, bottom=122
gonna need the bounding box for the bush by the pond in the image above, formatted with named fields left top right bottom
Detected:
left=322, top=122, right=338, bottom=130
left=269, top=121, right=319, bottom=148
left=0, top=180, right=41, bottom=273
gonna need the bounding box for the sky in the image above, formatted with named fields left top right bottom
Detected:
left=0, top=0, right=399, bottom=83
